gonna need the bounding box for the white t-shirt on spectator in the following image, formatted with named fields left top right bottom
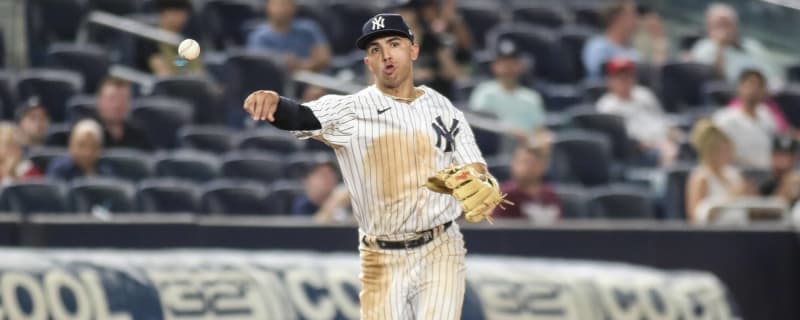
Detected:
left=712, top=106, right=776, bottom=169
left=596, top=85, right=670, bottom=145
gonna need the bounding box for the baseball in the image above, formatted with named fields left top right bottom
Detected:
left=178, top=38, right=200, bottom=60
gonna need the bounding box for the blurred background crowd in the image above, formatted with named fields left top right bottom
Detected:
left=1, top=0, right=800, bottom=226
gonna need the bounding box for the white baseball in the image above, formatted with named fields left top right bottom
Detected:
left=178, top=38, right=200, bottom=60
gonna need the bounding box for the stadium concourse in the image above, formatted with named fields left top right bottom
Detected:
left=0, top=0, right=799, bottom=319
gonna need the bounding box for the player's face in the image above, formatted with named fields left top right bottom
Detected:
left=364, top=37, right=419, bottom=89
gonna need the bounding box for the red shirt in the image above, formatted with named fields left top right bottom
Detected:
left=493, top=181, right=561, bottom=219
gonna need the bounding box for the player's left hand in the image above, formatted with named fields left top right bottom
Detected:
left=424, top=165, right=513, bottom=223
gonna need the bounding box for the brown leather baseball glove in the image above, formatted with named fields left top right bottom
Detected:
left=425, top=165, right=513, bottom=223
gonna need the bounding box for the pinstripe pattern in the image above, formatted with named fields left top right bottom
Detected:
left=293, top=85, right=481, bottom=319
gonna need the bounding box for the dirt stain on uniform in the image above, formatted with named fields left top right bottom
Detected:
left=364, top=131, right=435, bottom=207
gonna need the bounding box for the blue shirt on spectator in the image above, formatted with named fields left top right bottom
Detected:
left=246, top=19, right=328, bottom=58
left=291, top=196, right=319, bottom=216
left=46, top=157, right=113, bottom=181
left=582, top=35, right=641, bottom=80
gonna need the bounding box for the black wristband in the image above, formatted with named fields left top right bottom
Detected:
left=271, top=97, right=322, bottom=131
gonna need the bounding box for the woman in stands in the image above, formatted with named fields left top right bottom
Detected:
left=685, top=119, right=753, bottom=224
left=0, top=122, right=43, bottom=186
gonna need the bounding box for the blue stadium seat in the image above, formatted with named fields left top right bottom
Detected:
left=99, top=148, right=152, bottom=182
left=178, top=125, right=235, bottom=153
left=511, top=5, right=567, bottom=29
left=458, top=2, right=502, bottom=50
left=702, top=80, right=735, bottom=107
left=88, top=0, right=140, bottom=15
left=486, top=154, right=512, bottom=184
left=581, top=79, right=607, bottom=103
left=0, top=71, right=14, bottom=120
left=68, top=177, right=136, bottom=213
left=0, top=181, right=68, bottom=214
left=487, top=24, right=578, bottom=83
left=16, top=69, right=84, bottom=122
left=26, top=0, right=86, bottom=66
left=201, top=0, right=258, bottom=50
left=221, top=151, right=284, bottom=184
left=154, top=150, right=220, bottom=183
left=264, top=180, right=306, bottom=215
left=201, top=179, right=269, bottom=215
left=328, top=2, right=378, bottom=55
left=551, top=131, right=613, bottom=186
left=222, top=52, right=287, bottom=128
left=659, top=62, right=718, bottom=113
left=788, top=64, right=800, bottom=84
left=137, top=178, right=200, bottom=213
left=283, top=151, right=336, bottom=180
left=27, top=147, right=68, bottom=171
left=557, top=26, right=596, bottom=81
left=663, top=163, right=693, bottom=220
left=152, top=76, right=223, bottom=124
left=471, top=125, right=503, bottom=157
left=65, top=94, right=98, bottom=122
left=569, top=112, right=633, bottom=163
left=773, top=86, right=800, bottom=128
left=570, top=3, right=604, bottom=29
left=44, top=122, right=71, bottom=147
left=46, top=43, right=110, bottom=94
left=552, top=184, right=588, bottom=219
left=587, top=184, right=656, bottom=219
left=538, top=83, right=585, bottom=112
left=130, top=96, right=194, bottom=149
left=237, top=129, right=303, bottom=153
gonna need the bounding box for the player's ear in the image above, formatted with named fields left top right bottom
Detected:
left=410, top=41, right=419, bottom=61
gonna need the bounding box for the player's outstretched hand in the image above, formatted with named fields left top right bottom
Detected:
left=243, top=90, right=280, bottom=122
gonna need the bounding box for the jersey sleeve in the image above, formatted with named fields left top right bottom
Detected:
left=292, top=94, right=355, bottom=146
left=452, top=110, right=486, bottom=167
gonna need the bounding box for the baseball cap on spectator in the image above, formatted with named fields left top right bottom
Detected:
left=605, top=57, right=636, bottom=76
left=14, top=96, right=47, bottom=121
left=356, top=13, right=415, bottom=49
left=772, top=135, right=799, bottom=154
left=494, top=39, right=520, bottom=60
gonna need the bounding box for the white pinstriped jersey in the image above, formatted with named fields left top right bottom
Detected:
left=294, top=85, right=485, bottom=236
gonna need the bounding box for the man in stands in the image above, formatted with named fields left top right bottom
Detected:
left=95, top=77, right=154, bottom=151
left=136, top=0, right=204, bottom=76
left=15, top=97, right=50, bottom=149
left=582, top=0, right=641, bottom=80
left=47, top=119, right=112, bottom=181
left=494, top=144, right=561, bottom=223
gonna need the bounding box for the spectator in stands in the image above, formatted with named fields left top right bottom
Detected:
left=632, top=5, right=669, bottom=66
left=582, top=0, right=641, bottom=80
left=713, top=70, right=777, bottom=169
left=0, top=122, right=43, bottom=185
left=725, top=69, right=790, bottom=134
left=494, top=144, right=560, bottom=223
left=96, top=77, right=154, bottom=151
left=686, top=119, right=751, bottom=224
left=596, top=58, right=679, bottom=167
left=392, top=0, right=466, bottom=98
left=247, top=0, right=331, bottom=73
left=469, top=39, right=547, bottom=143
left=292, top=162, right=340, bottom=216
left=47, top=119, right=112, bottom=181
left=761, top=136, right=800, bottom=205
left=14, top=97, right=49, bottom=148
left=136, top=0, right=204, bottom=76
left=690, top=3, right=783, bottom=89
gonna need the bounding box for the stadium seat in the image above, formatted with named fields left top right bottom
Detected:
left=659, top=62, right=718, bottom=113
left=130, top=96, right=194, bottom=149
left=283, top=151, right=336, bottom=180
left=68, top=177, right=136, bottom=213
left=46, top=43, right=110, bottom=94
left=511, top=5, right=567, bottom=29
left=551, top=131, right=613, bottom=186
left=552, top=184, right=588, bottom=219
left=44, top=122, right=71, bottom=147
left=201, top=179, right=269, bottom=215
left=569, top=112, right=633, bottom=163
left=663, top=163, right=693, bottom=220
left=458, top=2, right=503, bottom=50
left=65, top=94, right=98, bottom=122
left=788, top=64, right=800, bottom=84
left=221, top=151, right=284, bottom=184
left=222, top=52, right=287, bottom=128
left=201, top=0, right=258, bottom=50
left=486, top=155, right=512, bottom=184
left=137, top=178, right=200, bottom=213
left=16, top=69, right=84, bottom=122
left=472, top=126, right=503, bottom=157
left=154, top=150, right=221, bottom=183
left=487, top=24, right=578, bottom=83
left=538, top=83, right=585, bottom=112
left=557, top=26, right=595, bottom=81
left=327, top=2, right=378, bottom=55
left=571, top=3, right=604, bottom=29
left=773, top=86, right=800, bottom=128
left=264, top=180, right=306, bottom=215
left=702, top=81, right=735, bottom=107
left=581, top=79, right=607, bottom=103
left=678, top=33, right=703, bottom=52
left=88, top=0, right=139, bottom=15
left=0, top=28, right=4, bottom=69
left=178, top=125, right=235, bottom=153
left=587, top=185, right=656, bottom=219
left=152, top=76, right=223, bottom=124
left=98, top=148, right=152, bottom=182
left=28, top=147, right=68, bottom=171
left=237, top=129, right=303, bottom=153
left=0, top=71, right=14, bottom=120
left=26, top=0, right=86, bottom=66
left=0, top=181, right=68, bottom=214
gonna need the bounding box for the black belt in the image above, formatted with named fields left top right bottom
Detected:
left=363, top=221, right=453, bottom=250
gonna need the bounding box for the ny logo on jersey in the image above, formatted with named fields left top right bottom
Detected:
left=432, top=116, right=459, bottom=152
left=371, top=16, right=385, bottom=30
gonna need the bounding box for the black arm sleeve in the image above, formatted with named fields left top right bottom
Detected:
left=271, top=97, right=322, bottom=131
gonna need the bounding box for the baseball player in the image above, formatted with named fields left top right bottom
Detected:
left=243, top=13, right=510, bottom=320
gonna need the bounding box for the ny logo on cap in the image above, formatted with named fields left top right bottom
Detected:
left=371, top=16, right=385, bottom=30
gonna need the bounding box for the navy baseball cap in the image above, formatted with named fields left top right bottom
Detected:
left=356, top=13, right=414, bottom=50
